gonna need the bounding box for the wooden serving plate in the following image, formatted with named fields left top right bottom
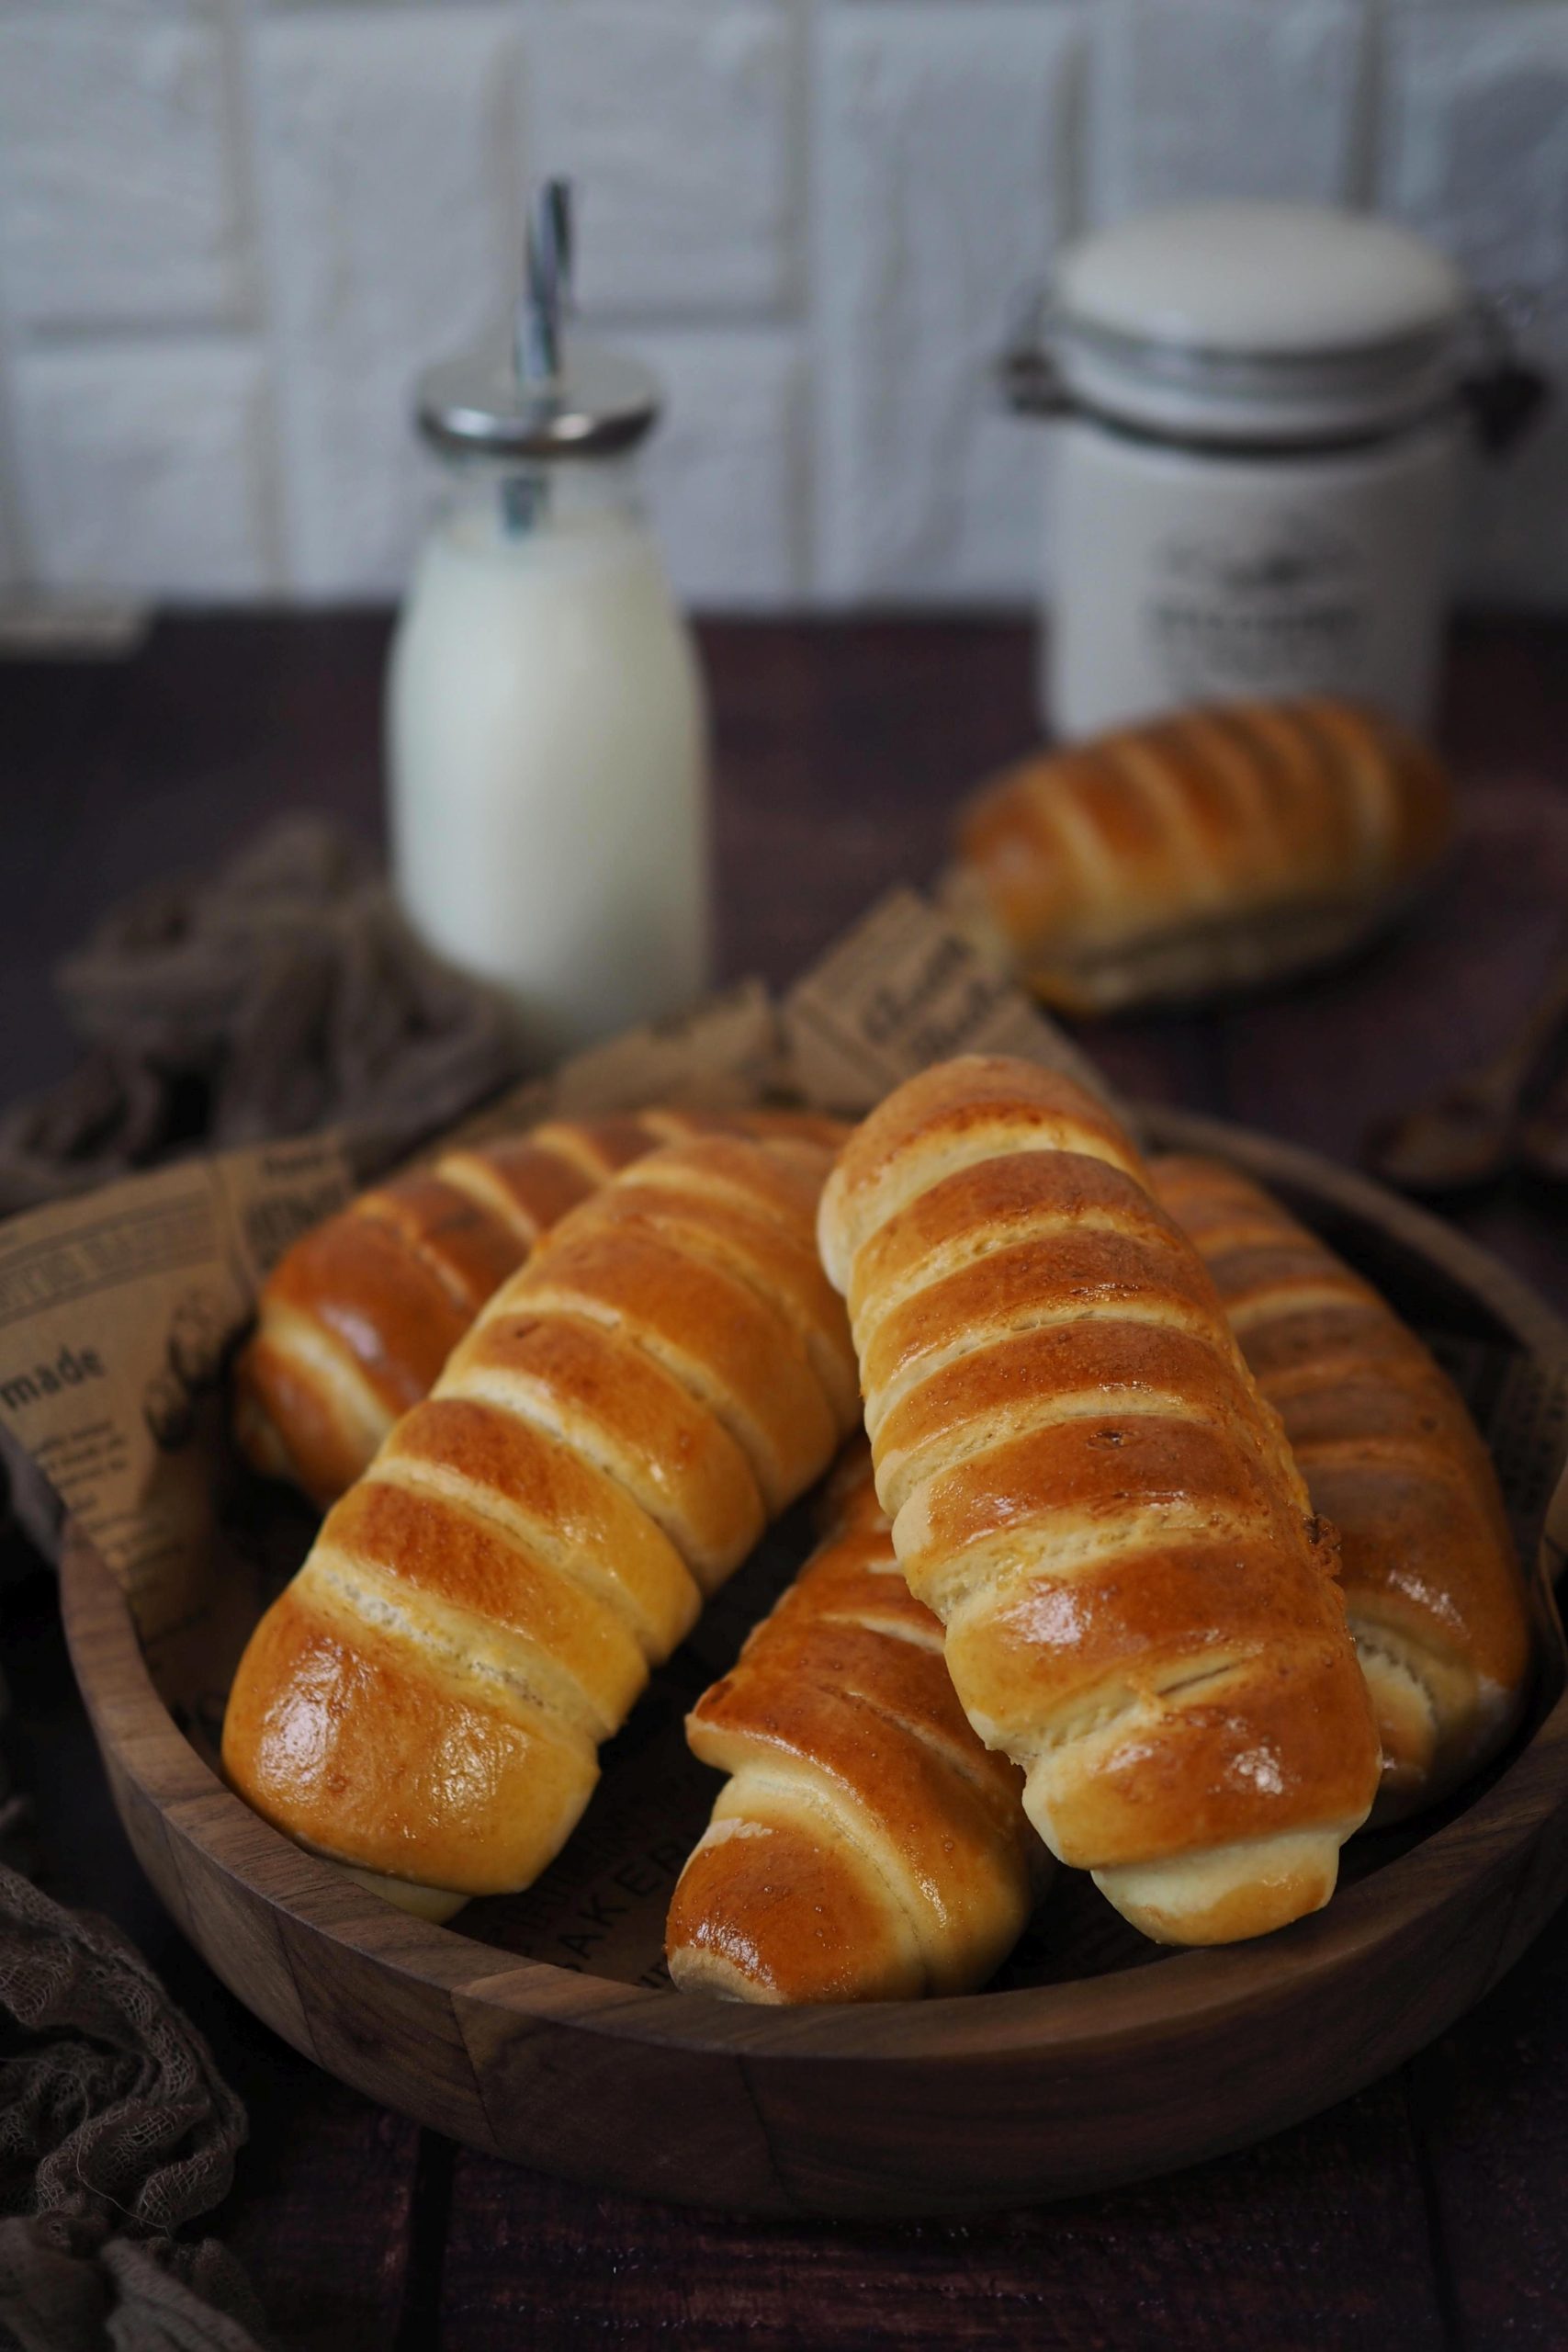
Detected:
left=59, top=1110, right=1568, bottom=2219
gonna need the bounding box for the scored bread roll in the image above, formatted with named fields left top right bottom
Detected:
left=235, top=1105, right=845, bottom=1508
left=1152, top=1154, right=1531, bottom=1823
left=945, top=697, right=1454, bottom=1014
left=818, top=1055, right=1382, bottom=1948
left=222, top=1133, right=860, bottom=1919
left=667, top=1448, right=1037, bottom=2003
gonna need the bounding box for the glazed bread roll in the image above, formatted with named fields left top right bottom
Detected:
left=1152, top=1154, right=1531, bottom=1822
left=945, top=697, right=1454, bottom=1014
left=818, top=1055, right=1382, bottom=1947
left=235, top=1105, right=845, bottom=1508
left=816, top=1436, right=894, bottom=1536
left=668, top=1450, right=1036, bottom=2003
left=222, top=1133, right=860, bottom=1918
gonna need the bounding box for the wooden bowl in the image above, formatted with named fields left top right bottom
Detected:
left=60, top=1110, right=1568, bottom=2219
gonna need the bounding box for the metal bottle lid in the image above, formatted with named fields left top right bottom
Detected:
left=415, top=180, right=660, bottom=462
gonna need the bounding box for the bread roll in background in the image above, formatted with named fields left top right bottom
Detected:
left=222, top=1133, right=860, bottom=1919
left=818, top=1054, right=1382, bottom=1948
left=234, top=1105, right=846, bottom=1509
left=1152, top=1153, right=1531, bottom=1823
left=945, top=697, right=1454, bottom=1014
left=668, top=1448, right=1038, bottom=2004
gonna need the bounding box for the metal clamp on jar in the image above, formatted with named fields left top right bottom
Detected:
left=1004, top=201, right=1549, bottom=740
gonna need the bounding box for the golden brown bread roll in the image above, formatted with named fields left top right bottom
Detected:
left=818, top=1055, right=1382, bottom=1947
left=945, top=697, right=1454, bottom=1013
left=235, top=1105, right=846, bottom=1508
left=667, top=1449, right=1037, bottom=2003
left=1151, top=1154, right=1531, bottom=1823
left=222, top=1133, right=860, bottom=1918
left=816, top=1436, right=894, bottom=1535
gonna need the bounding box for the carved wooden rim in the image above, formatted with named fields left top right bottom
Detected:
left=59, top=1107, right=1568, bottom=2074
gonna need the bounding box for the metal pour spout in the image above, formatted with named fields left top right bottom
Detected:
left=516, top=179, right=574, bottom=390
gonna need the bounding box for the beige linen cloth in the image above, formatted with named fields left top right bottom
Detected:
left=0, top=1692, right=268, bottom=2352
left=0, top=820, right=527, bottom=2348
left=0, top=817, right=523, bottom=1216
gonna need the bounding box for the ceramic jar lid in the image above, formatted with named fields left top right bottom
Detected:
left=1044, top=202, right=1469, bottom=445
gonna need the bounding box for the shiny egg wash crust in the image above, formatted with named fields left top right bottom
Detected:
left=221, top=1134, right=860, bottom=1915
left=234, top=1105, right=848, bottom=1509
left=667, top=1461, right=1037, bottom=2004
left=1152, top=1153, right=1531, bottom=1824
left=948, top=698, right=1454, bottom=1013
left=818, top=1057, right=1382, bottom=1947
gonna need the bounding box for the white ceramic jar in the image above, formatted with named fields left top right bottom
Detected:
left=388, top=188, right=709, bottom=1062
left=1011, top=204, right=1474, bottom=740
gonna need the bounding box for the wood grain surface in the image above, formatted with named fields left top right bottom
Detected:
left=5, top=613, right=1568, bottom=2344
left=54, top=1102, right=1568, bottom=2228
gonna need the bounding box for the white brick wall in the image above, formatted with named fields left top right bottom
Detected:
left=253, top=9, right=522, bottom=597
left=1381, top=4, right=1568, bottom=605
left=0, top=0, right=1562, bottom=612
left=12, top=342, right=275, bottom=596
left=814, top=5, right=1080, bottom=603
left=528, top=4, right=800, bottom=319
left=628, top=326, right=808, bottom=607
left=0, top=11, right=248, bottom=330
left=1090, top=0, right=1366, bottom=223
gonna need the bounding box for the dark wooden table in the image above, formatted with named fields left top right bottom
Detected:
left=4, top=615, right=1568, bottom=2350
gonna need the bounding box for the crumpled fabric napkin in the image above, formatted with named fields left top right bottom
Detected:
left=0, top=820, right=505, bottom=2346
left=0, top=1736, right=268, bottom=2352
left=0, top=817, right=525, bottom=1216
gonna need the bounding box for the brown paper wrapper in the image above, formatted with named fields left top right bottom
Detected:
left=0, top=1134, right=351, bottom=1640
left=3, top=888, right=1565, bottom=1992
left=781, top=886, right=1120, bottom=1118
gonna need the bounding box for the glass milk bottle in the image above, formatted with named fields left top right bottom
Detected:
left=388, top=185, right=709, bottom=1061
